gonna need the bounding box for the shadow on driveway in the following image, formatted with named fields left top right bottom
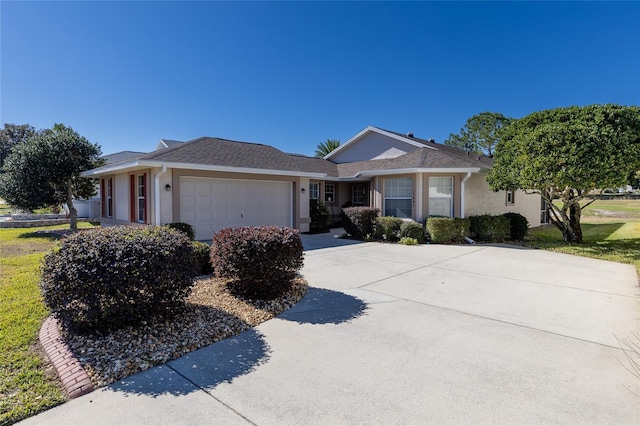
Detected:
left=108, top=288, right=367, bottom=397
left=278, top=287, right=368, bottom=325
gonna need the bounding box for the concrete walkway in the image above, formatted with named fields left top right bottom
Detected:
left=20, top=232, right=640, bottom=425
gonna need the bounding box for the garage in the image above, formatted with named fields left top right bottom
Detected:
left=179, top=176, right=293, bottom=240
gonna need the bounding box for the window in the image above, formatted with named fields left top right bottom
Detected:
left=324, top=183, right=335, bottom=203
left=428, top=177, right=453, bottom=217
left=101, top=178, right=113, bottom=218
left=506, top=190, right=515, bottom=205
left=309, top=182, right=319, bottom=200
left=384, top=177, right=412, bottom=218
left=137, top=174, right=146, bottom=223
left=130, top=174, right=146, bottom=223
left=352, top=184, right=366, bottom=206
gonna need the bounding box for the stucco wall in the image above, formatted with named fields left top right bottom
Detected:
left=114, top=174, right=129, bottom=222
left=330, top=132, right=418, bottom=163
left=464, top=173, right=541, bottom=227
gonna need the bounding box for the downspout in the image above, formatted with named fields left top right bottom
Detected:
left=460, top=169, right=472, bottom=219
left=154, top=165, right=168, bottom=226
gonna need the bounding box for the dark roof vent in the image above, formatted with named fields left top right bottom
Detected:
left=406, top=132, right=414, bottom=138
left=428, top=138, right=435, bottom=144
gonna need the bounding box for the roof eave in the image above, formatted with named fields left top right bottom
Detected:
left=355, top=167, right=482, bottom=177
left=82, top=160, right=328, bottom=179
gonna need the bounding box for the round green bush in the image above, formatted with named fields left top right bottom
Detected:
left=40, top=226, right=198, bottom=333
left=192, top=241, right=213, bottom=275
left=503, top=212, right=530, bottom=240
left=210, top=226, right=303, bottom=300
left=399, top=220, right=426, bottom=243
left=374, top=217, right=403, bottom=241
left=310, top=199, right=331, bottom=233
left=165, top=222, right=195, bottom=240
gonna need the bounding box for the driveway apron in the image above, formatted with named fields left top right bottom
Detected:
left=19, top=232, right=640, bottom=425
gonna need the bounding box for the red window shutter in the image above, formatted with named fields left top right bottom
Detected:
left=130, top=175, right=135, bottom=222
left=101, top=179, right=106, bottom=217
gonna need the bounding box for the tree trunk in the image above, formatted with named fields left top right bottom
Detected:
left=569, top=203, right=583, bottom=243
left=67, top=179, right=77, bottom=231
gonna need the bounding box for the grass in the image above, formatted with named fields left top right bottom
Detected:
left=525, top=199, right=640, bottom=276
left=0, top=223, right=97, bottom=426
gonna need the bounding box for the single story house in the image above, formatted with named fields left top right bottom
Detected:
left=81, top=126, right=544, bottom=241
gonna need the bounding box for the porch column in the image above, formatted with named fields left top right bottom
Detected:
left=415, top=173, right=423, bottom=221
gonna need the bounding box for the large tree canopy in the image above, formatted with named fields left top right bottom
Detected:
left=0, top=124, right=104, bottom=229
left=486, top=104, right=640, bottom=243
left=315, top=138, right=341, bottom=158
left=444, top=112, right=513, bottom=156
left=0, top=123, right=36, bottom=167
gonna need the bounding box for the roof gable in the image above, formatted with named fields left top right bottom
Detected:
left=325, top=126, right=434, bottom=163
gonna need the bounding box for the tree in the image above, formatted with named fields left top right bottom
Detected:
left=315, top=138, right=341, bottom=158
left=486, top=104, right=640, bottom=243
left=444, top=112, right=513, bottom=156
left=0, top=123, right=36, bottom=167
left=0, top=124, right=104, bottom=230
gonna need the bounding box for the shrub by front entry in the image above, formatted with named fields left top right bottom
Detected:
left=426, top=217, right=470, bottom=243
left=192, top=241, right=214, bottom=275
left=210, top=226, right=303, bottom=300
left=503, top=212, right=530, bottom=240
left=400, top=220, right=426, bottom=243
left=310, top=199, right=331, bottom=233
left=165, top=222, right=195, bottom=240
left=342, top=207, right=380, bottom=239
left=468, top=214, right=510, bottom=242
left=40, top=226, right=198, bottom=333
left=374, top=216, right=403, bottom=241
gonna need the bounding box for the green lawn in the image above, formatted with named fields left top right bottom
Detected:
left=0, top=223, right=97, bottom=426
left=526, top=199, right=640, bottom=275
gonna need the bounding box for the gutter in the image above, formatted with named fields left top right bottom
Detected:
left=460, top=169, right=473, bottom=218
left=154, top=165, right=168, bottom=226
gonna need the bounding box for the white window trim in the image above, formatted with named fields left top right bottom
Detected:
left=506, top=190, right=515, bottom=206
left=137, top=174, right=146, bottom=223
left=383, top=177, right=413, bottom=218
left=428, top=176, right=454, bottom=218
left=309, top=182, right=319, bottom=200
left=324, top=183, right=335, bottom=203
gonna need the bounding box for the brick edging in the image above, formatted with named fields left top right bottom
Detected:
left=39, top=316, right=94, bottom=398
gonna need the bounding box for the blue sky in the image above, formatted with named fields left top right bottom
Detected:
left=2, top=1, right=639, bottom=157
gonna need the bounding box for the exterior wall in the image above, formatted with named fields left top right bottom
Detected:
left=463, top=173, right=541, bottom=227
left=153, top=167, right=173, bottom=225
left=299, top=177, right=310, bottom=232
left=330, top=132, right=419, bottom=163
left=170, top=169, right=306, bottom=231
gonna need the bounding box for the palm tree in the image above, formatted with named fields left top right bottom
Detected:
left=314, top=139, right=341, bottom=158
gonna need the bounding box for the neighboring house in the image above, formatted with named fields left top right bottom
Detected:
left=81, top=126, right=543, bottom=240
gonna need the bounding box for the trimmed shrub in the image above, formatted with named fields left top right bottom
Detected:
left=503, top=212, right=530, bottom=240
left=310, top=199, right=331, bottom=233
left=374, top=216, right=403, bottom=241
left=400, top=220, right=426, bottom=243
left=426, top=217, right=470, bottom=243
left=399, top=237, right=418, bottom=245
left=165, top=222, right=195, bottom=240
left=192, top=241, right=213, bottom=275
left=342, top=207, right=380, bottom=239
left=210, top=226, right=303, bottom=300
left=468, top=214, right=510, bottom=242
left=40, top=226, right=197, bottom=333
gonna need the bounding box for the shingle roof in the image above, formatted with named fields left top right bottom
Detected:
left=337, top=147, right=491, bottom=178
left=102, top=151, right=146, bottom=165
left=140, top=137, right=339, bottom=176
left=93, top=131, right=492, bottom=179
left=158, top=139, right=183, bottom=149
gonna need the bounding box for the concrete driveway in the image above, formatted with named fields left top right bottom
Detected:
left=21, top=231, right=640, bottom=425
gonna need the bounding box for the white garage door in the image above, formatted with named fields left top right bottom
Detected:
left=180, top=177, right=293, bottom=240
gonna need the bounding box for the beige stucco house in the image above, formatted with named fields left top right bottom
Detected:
left=82, top=126, right=544, bottom=240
